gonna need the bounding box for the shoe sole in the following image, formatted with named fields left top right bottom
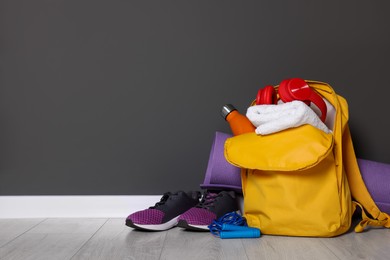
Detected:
left=177, top=220, right=209, bottom=231
left=126, top=216, right=180, bottom=231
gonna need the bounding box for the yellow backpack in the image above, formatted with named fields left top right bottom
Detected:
left=224, top=80, right=390, bottom=237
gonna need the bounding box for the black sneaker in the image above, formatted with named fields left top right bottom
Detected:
left=177, top=190, right=239, bottom=231
left=126, top=191, right=201, bottom=231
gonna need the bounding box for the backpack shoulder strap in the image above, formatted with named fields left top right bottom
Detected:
left=342, top=124, right=390, bottom=231
left=308, top=80, right=390, bottom=232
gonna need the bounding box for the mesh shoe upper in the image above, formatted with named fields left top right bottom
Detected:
left=178, top=190, right=239, bottom=228
left=126, top=191, right=201, bottom=230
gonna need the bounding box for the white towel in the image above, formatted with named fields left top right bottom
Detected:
left=246, top=100, right=331, bottom=135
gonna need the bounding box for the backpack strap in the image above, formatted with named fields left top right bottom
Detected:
left=307, top=80, right=389, bottom=232
left=342, top=124, right=390, bottom=232
left=353, top=202, right=390, bottom=232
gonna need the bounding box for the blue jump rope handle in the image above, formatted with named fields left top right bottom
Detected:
left=221, top=224, right=249, bottom=231
left=220, top=229, right=261, bottom=239
left=219, top=224, right=261, bottom=239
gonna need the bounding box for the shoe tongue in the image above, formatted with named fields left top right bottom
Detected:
left=149, top=192, right=172, bottom=209
left=149, top=191, right=201, bottom=210
left=186, top=191, right=201, bottom=201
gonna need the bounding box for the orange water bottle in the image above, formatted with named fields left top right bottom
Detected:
left=221, top=104, right=256, bottom=136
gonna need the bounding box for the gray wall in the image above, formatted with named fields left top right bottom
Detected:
left=1, top=1, right=390, bottom=195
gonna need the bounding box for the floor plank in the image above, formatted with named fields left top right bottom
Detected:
left=0, top=218, right=389, bottom=260
left=0, top=219, right=45, bottom=247
left=241, top=234, right=339, bottom=260
left=319, top=227, right=390, bottom=260
left=71, top=218, right=167, bottom=260
left=159, top=228, right=248, bottom=260
left=0, top=218, right=107, bottom=260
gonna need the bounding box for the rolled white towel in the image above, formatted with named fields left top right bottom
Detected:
left=246, top=100, right=331, bottom=135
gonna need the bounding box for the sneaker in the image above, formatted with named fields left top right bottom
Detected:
left=177, top=190, right=239, bottom=231
left=126, top=191, right=201, bottom=231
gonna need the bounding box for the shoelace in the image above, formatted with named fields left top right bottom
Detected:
left=149, top=192, right=173, bottom=209
left=196, top=191, right=220, bottom=210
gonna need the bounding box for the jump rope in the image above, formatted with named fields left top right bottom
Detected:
left=208, top=212, right=261, bottom=239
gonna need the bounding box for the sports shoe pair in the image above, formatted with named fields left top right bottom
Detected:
left=126, top=190, right=239, bottom=231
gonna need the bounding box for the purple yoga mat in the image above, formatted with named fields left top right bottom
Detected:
left=358, top=158, right=390, bottom=214
left=200, top=132, right=242, bottom=192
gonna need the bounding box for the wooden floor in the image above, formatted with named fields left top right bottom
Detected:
left=0, top=218, right=389, bottom=260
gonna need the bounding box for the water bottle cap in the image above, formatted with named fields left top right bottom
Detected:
left=221, top=104, right=237, bottom=119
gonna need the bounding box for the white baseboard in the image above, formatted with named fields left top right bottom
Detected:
left=0, top=195, right=161, bottom=218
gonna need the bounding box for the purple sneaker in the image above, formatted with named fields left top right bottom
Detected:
left=177, top=190, right=239, bottom=231
left=126, top=191, right=201, bottom=231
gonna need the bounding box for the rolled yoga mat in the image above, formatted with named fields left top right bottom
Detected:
left=200, top=132, right=242, bottom=192
left=358, top=158, right=390, bottom=214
